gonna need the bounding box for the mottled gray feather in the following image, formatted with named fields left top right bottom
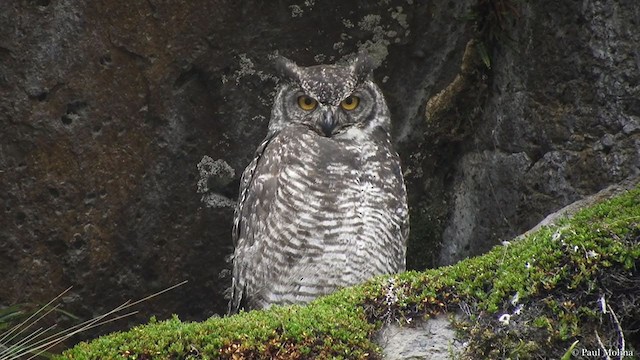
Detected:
left=230, top=54, right=408, bottom=313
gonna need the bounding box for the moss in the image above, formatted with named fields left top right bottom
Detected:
left=58, top=296, right=377, bottom=359
left=57, top=186, right=640, bottom=359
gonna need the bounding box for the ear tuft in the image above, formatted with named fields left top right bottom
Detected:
left=273, top=56, right=300, bottom=82
left=352, top=52, right=376, bottom=83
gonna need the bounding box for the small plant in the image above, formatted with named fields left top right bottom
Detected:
left=1, top=288, right=78, bottom=360
left=1, top=281, right=186, bottom=360
left=469, top=0, right=521, bottom=68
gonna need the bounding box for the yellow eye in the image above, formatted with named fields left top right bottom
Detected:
left=297, top=95, right=318, bottom=111
left=340, top=96, right=360, bottom=110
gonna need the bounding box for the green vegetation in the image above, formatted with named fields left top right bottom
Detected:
left=1, top=290, right=81, bottom=360
left=57, top=186, right=639, bottom=359
left=1, top=283, right=186, bottom=360
left=469, top=0, right=521, bottom=68
left=57, top=294, right=377, bottom=360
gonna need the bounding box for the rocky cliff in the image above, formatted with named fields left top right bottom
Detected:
left=424, top=0, right=640, bottom=265
left=1, top=0, right=638, bottom=343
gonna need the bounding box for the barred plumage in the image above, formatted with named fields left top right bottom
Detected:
left=230, top=54, right=409, bottom=312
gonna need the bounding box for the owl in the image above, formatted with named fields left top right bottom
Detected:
left=229, top=54, right=409, bottom=313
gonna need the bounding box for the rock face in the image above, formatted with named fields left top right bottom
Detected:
left=0, top=0, right=473, bottom=336
left=414, top=0, right=640, bottom=265
left=377, top=315, right=464, bottom=360
left=0, top=0, right=638, bottom=343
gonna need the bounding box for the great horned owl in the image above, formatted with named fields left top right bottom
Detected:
left=230, top=54, right=409, bottom=313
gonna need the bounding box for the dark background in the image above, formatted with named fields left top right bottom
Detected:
left=1, top=0, right=638, bottom=343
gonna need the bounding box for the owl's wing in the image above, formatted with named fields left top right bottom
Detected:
left=231, top=132, right=277, bottom=246
left=229, top=133, right=277, bottom=314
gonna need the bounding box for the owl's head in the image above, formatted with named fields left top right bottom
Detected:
left=268, top=54, right=390, bottom=139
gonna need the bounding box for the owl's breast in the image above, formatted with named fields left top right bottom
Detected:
left=278, top=127, right=383, bottom=200
left=238, top=124, right=408, bottom=307
left=265, top=125, right=406, bottom=273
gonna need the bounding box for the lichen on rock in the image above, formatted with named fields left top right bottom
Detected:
left=197, top=156, right=236, bottom=209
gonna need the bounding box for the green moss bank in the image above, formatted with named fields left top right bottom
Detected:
left=58, top=186, right=640, bottom=359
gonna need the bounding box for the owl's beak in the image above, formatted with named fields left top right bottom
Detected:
left=319, top=110, right=337, bottom=137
